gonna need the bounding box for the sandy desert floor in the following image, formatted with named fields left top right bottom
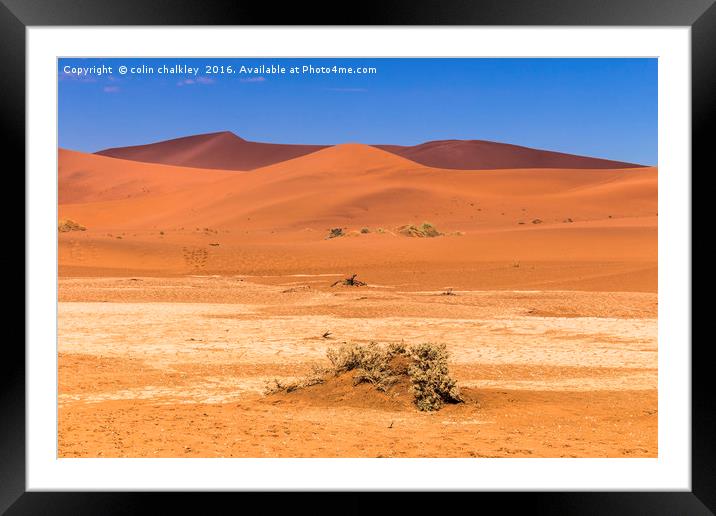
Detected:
left=58, top=274, right=657, bottom=458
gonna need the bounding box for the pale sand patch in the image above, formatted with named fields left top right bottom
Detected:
left=59, top=302, right=655, bottom=368
left=461, top=372, right=656, bottom=392
left=59, top=376, right=269, bottom=405
left=59, top=290, right=656, bottom=407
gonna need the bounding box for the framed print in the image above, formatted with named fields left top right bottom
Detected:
left=6, top=0, right=710, bottom=513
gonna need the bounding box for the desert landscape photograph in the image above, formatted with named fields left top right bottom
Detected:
left=57, top=58, right=657, bottom=458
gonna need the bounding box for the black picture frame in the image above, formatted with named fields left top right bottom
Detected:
left=5, top=0, right=708, bottom=513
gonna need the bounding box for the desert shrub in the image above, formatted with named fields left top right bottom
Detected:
left=325, top=341, right=461, bottom=410
left=264, top=365, right=328, bottom=395
left=58, top=219, right=86, bottom=232
left=327, top=342, right=386, bottom=373
left=326, top=227, right=345, bottom=239
left=398, top=222, right=442, bottom=238
left=326, top=342, right=408, bottom=392
left=376, top=228, right=386, bottom=234
left=268, top=341, right=462, bottom=411
left=419, top=222, right=441, bottom=237
left=407, top=343, right=463, bottom=411
left=360, top=227, right=370, bottom=234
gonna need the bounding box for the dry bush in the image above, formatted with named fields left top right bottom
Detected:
left=360, top=227, right=371, bottom=234
left=58, top=219, right=86, bottom=232
left=327, top=342, right=407, bottom=392
left=326, top=341, right=462, bottom=410
left=326, top=227, right=345, bottom=239
left=264, top=365, right=329, bottom=395
left=398, top=222, right=442, bottom=238
left=407, top=343, right=463, bottom=411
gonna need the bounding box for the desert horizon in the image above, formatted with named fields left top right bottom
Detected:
left=58, top=57, right=657, bottom=458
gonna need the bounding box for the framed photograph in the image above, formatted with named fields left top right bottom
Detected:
left=7, top=0, right=709, bottom=512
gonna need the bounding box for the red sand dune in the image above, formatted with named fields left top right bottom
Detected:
left=376, top=140, right=644, bottom=170
left=95, top=131, right=329, bottom=171
left=94, top=131, right=643, bottom=172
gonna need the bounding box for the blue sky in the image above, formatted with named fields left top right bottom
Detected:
left=58, top=58, right=657, bottom=165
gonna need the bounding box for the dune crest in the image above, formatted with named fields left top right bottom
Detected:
left=92, top=131, right=645, bottom=172
left=95, top=131, right=329, bottom=171
left=375, top=139, right=644, bottom=170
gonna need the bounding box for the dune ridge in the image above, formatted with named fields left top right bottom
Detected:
left=376, top=139, right=644, bottom=170
left=96, top=131, right=329, bottom=171
left=93, top=131, right=645, bottom=172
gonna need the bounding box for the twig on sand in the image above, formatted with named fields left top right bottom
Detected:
left=331, top=274, right=367, bottom=287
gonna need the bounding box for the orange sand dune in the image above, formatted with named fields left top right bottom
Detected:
left=58, top=149, right=236, bottom=204
left=61, top=144, right=656, bottom=231
left=376, top=139, right=644, bottom=170
left=59, top=144, right=657, bottom=291
left=95, top=131, right=328, bottom=171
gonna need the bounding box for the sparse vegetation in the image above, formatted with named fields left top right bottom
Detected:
left=264, top=365, right=328, bottom=395
left=327, top=342, right=407, bottom=392
left=326, top=227, right=345, bottom=239
left=398, top=222, right=442, bottom=238
left=408, top=343, right=463, bottom=411
left=360, top=227, right=370, bottom=234
left=58, top=219, right=86, bottom=232
left=267, top=341, right=463, bottom=412
left=331, top=274, right=367, bottom=287
left=441, top=288, right=456, bottom=296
